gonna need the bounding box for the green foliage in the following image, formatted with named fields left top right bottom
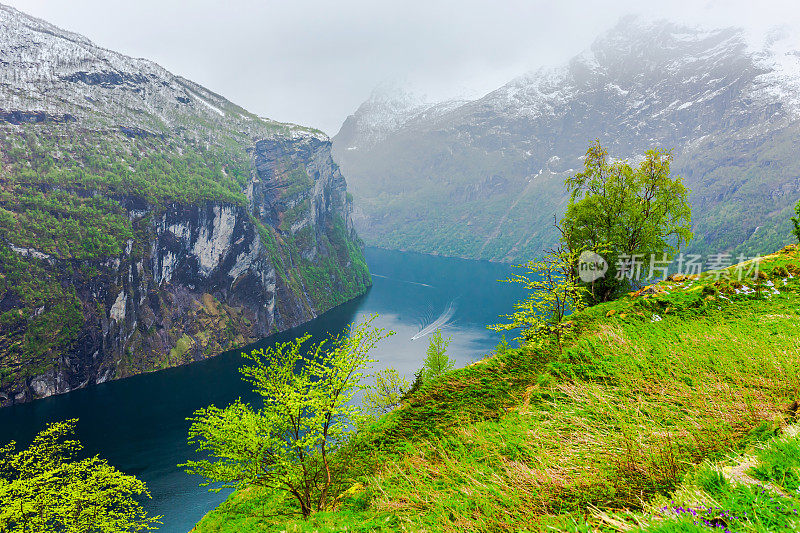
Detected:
left=295, top=216, right=372, bottom=310
left=363, top=368, right=409, bottom=417
left=403, top=329, right=456, bottom=399
left=696, top=465, right=730, bottom=496
left=259, top=208, right=370, bottom=315
left=0, top=242, right=84, bottom=380
left=792, top=198, right=800, bottom=243
left=1, top=129, right=251, bottom=208
left=562, top=140, right=693, bottom=302
left=633, top=431, right=800, bottom=533
left=355, top=345, right=549, bottom=458
left=189, top=485, right=401, bottom=533
left=750, top=433, right=800, bottom=491
left=419, top=330, right=454, bottom=385
left=491, top=244, right=585, bottom=349
left=183, top=316, right=394, bottom=518
left=194, top=247, right=800, bottom=533
left=0, top=189, right=134, bottom=260
left=0, top=419, right=160, bottom=532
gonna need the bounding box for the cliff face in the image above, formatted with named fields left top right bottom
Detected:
left=0, top=130, right=369, bottom=407
left=0, top=5, right=370, bottom=405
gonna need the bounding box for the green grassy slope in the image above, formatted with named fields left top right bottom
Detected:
left=192, top=245, right=800, bottom=532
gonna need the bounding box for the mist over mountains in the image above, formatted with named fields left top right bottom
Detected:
left=333, top=17, right=800, bottom=262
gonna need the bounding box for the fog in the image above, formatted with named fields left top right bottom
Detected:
left=6, top=0, right=799, bottom=133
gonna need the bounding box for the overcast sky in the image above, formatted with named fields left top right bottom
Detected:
left=6, top=0, right=800, bottom=134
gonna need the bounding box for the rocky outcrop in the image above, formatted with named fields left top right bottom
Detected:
left=0, top=5, right=370, bottom=406
left=0, top=132, right=369, bottom=406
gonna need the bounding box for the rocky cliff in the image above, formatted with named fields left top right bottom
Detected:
left=0, top=4, right=370, bottom=406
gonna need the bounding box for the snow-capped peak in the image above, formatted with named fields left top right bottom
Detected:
left=0, top=2, right=293, bottom=140
left=336, top=81, right=467, bottom=151
left=749, top=26, right=800, bottom=118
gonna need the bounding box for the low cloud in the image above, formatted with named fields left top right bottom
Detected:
left=8, top=0, right=799, bottom=134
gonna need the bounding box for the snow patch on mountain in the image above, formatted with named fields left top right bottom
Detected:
left=0, top=2, right=324, bottom=140
left=339, top=83, right=467, bottom=151
left=749, top=27, right=800, bottom=119
left=191, top=92, right=226, bottom=117
left=0, top=3, right=183, bottom=123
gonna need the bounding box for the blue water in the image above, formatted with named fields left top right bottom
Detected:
left=0, top=248, right=526, bottom=531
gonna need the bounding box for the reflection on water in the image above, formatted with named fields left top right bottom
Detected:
left=0, top=247, right=526, bottom=532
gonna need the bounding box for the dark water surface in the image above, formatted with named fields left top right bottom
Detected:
left=0, top=248, right=526, bottom=532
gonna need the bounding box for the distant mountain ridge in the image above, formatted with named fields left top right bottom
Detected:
left=336, top=85, right=469, bottom=152
left=0, top=4, right=369, bottom=406
left=0, top=3, right=328, bottom=138
left=333, top=17, right=800, bottom=262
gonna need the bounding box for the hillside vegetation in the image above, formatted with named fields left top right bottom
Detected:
left=0, top=4, right=373, bottom=405
left=192, top=245, right=800, bottom=532
left=0, top=125, right=370, bottom=398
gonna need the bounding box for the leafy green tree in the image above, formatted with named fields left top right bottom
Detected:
left=792, top=199, right=800, bottom=242
left=363, top=368, right=410, bottom=416
left=0, top=419, right=160, bottom=532
left=490, top=244, right=585, bottom=352
left=420, top=330, right=454, bottom=385
left=182, top=316, right=394, bottom=519
left=562, top=140, right=693, bottom=302
left=404, top=330, right=455, bottom=397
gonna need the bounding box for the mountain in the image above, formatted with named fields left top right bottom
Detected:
left=336, top=84, right=469, bottom=153
left=0, top=4, right=370, bottom=406
left=332, top=18, right=800, bottom=262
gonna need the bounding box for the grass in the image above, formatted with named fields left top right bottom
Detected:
left=192, top=245, right=800, bottom=532
left=190, top=487, right=403, bottom=533
left=563, top=424, right=800, bottom=533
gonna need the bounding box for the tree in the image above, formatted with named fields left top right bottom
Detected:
left=363, top=368, right=409, bottom=416
left=419, top=330, right=454, bottom=385
left=792, top=199, right=800, bottom=243
left=0, top=419, right=160, bottom=532
left=182, top=316, right=394, bottom=519
left=561, top=141, right=693, bottom=302
left=404, top=330, right=455, bottom=398
left=490, top=243, right=585, bottom=352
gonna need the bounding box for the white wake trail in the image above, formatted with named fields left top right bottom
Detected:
left=411, top=300, right=457, bottom=340
left=371, top=273, right=433, bottom=288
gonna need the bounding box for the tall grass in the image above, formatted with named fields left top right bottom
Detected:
left=194, top=246, right=800, bottom=532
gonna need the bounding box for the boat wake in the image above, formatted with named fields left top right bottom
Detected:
left=411, top=300, right=457, bottom=340
left=372, top=273, right=433, bottom=288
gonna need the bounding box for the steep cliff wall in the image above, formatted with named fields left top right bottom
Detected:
left=0, top=127, right=370, bottom=406
left=0, top=5, right=370, bottom=406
